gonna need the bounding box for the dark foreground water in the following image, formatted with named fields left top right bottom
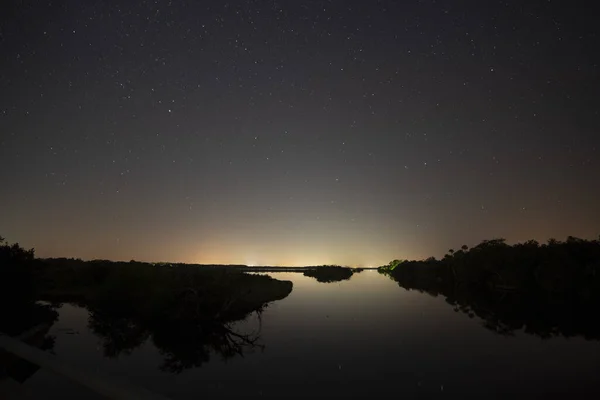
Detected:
left=30, top=271, right=600, bottom=398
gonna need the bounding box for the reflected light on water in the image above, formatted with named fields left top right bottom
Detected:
left=41, top=270, right=600, bottom=398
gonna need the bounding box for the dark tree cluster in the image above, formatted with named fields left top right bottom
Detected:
left=58, top=263, right=292, bottom=372
left=0, top=236, right=294, bottom=372
left=303, top=265, right=358, bottom=283
left=379, top=236, right=600, bottom=339
left=0, top=235, right=58, bottom=378
left=21, top=248, right=292, bottom=373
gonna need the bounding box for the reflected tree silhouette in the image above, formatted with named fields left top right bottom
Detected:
left=87, top=304, right=267, bottom=373
left=380, top=236, right=600, bottom=340
left=37, top=260, right=291, bottom=373
left=152, top=310, right=265, bottom=373
left=87, top=312, right=150, bottom=358
left=1, top=234, right=293, bottom=374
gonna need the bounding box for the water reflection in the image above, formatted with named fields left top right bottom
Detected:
left=88, top=307, right=266, bottom=373
left=45, top=271, right=600, bottom=399
left=153, top=312, right=264, bottom=373
left=379, top=240, right=600, bottom=341
left=32, top=261, right=293, bottom=374
left=0, top=302, right=59, bottom=384
left=385, top=274, right=600, bottom=340
left=87, top=312, right=149, bottom=358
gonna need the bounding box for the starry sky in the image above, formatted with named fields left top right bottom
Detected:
left=1, top=0, right=599, bottom=266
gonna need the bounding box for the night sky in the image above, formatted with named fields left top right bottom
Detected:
left=1, top=1, right=599, bottom=266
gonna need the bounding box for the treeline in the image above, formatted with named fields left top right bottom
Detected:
left=0, top=236, right=36, bottom=303
left=379, top=236, right=600, bottom=339
left=35, top=257, right=292, bottom=323
left=0, top=236, right=293, bottom=372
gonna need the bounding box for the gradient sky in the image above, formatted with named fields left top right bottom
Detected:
left=1, top=0, right=599, bottom=266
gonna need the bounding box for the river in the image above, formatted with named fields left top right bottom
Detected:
left=27, top=270, right=600, bottom=398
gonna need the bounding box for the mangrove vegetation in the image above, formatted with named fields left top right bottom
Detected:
left=0, top=236, right=293, bottom=373
left=379, top=236, right=600, bottom=339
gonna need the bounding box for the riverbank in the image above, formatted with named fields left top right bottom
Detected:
left=379, top=236, right=600, bottom=339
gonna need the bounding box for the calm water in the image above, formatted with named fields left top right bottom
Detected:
left=34, top=271, right=600, bottom=398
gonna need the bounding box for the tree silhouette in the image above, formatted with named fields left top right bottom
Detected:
left=303, top=266, right=357, bottom=283
left=34, top=257, right=292, bottom=373
left=379, top=236, right=600, bottom=340
left=0, top=234, right=59, bottom=376
left=1, top=235, right=293, bottom=373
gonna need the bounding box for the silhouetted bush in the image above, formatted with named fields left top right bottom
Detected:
left=303, top=265, right=357, bottom=283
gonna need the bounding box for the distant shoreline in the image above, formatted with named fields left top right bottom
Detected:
left=37, top=259, right=378, bottom=272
